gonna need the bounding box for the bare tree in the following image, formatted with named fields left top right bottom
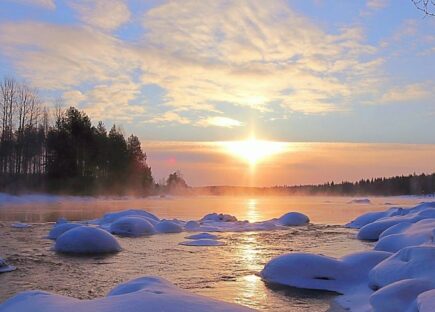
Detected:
left=411, top=0, right=435, bottom=16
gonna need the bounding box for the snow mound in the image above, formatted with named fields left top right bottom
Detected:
left=375, top=219, right=435, bottom=252
left=277, top=212, right=309, bottom=226
left=155, top=220, right=183, bottom=233
left=179, top=239, right=226, bottom=246
left=201, top=213, right=238, bottom=222
left=417, top=289, right=435, bottom=312
left=0, top=257, right=16, bottom=273
left=185, top=220, right=200, bottom=230
left=99, top=209, right=159, bottom=225
left=109, top=217, right=155, bottom=237
left=11, top=222, right=31, bottom=228
left=48, top=223, right=83, bottom=240
left=261, top=251, right=390, bottom=294
left=346, top=207, right=403, bottom=229
left=348, top=198, right=371, bottom=204
left=55, top=226, right=121, bottom=254
left=185, top=233, right=218, bottom=240
left=0, top=276, right=253, bottom=312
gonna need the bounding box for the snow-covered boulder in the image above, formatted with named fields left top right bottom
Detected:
left=99, top=209, right=159, bottom=225
left=261, top=250, right=390, bottom=293
left=369, top=279, right=435, bottom=312
left=369, top=246, right=435, bottom=290
left=0, top=276, right=253, bottom=312
left=346, top=208, right=403, bottom=229
left=155, top=220, right=183, bottom=233
left=179, top=239, right=226, bottom=246
left=109, top=217, right=155, bottom=237
left=0, top=257, right=16, bottom=273
left=417, top=289, right=435, bottom=312
left=277, top=212, right=309, bottom=226
left=55, top=226, right=121, bottom=255
left=185, top=233, right=218, bottom=240
left=375, top=219, right=435, bottom=252
left=201, top=213, right=237, bottom=222
left=185, top=220, right=200, bottom=230
left=47, top=223, right=83, bottom=240
left=357, top=208, right=435, bottom=241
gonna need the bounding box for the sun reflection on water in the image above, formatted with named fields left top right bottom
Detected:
left=246, top=198, right=262, bottom=222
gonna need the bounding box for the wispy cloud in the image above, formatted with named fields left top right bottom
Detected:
left=380, top=83, right=432, bottom=104
left=197, top=116, right=243, bottom=128
left=9, top=0, right=55, bottom=10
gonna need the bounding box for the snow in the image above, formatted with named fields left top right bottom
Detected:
left=55, top=226, right=121, bottom=255
left=179, top=239, right=226, bottom=246
left=185, top=233, right=218, bottom=240
left=155, top=220, right=183, bottom=233
left=99, top=209, right=160, bottom=225
left=417, top=289, right=435, bottom=312
left=47, top=223, right=83, bottom=240
left=0, top=276, right=253, bottom=312
left=11, top=222, right=31, bottom=228
left=185, top=220, right=200, bottom=230
left=0, top=257, right=16, bottom=273
left=109, top=217, right=155, bottom=237
left=277, top=212, right=309, bottom=226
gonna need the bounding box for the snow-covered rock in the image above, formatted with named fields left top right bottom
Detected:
left=357, top=208, right=435, bottom=241
left=47, top=223, right=83, bottom=240
left=277, top=212, right=309, bottom=226
left=185, top=220, right=200, bottom=230
left=0, top=257, right=16, bottom=273
left=185, top=233, right=218, bottom=240
left=109, top=217, right=155, bottom=237
left=369, top=246, right=435, bottom=290
left=369, top=278, right=435, bottom=312
left=375, top=219, right=435, bottom=252
left=99, top=209, right=159, bottom=225
left=11, top=222, right=31, bottom=228
left=155, top=220, right=183, bottom=233
left=346, top=208, right=403, bottom=229
left=417, top=289, right=435, bottom=312
left=261, top=251, right=390, bottom=293
left=201, top=213, right=238, bottom=222
left=0, top=276, right=253, bottom=312
left=179, top=239, right=226, bottom=246
left=55, top=226, right=121, bottom=254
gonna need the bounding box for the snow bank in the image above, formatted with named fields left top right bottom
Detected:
left=0, top=257, right=16, bottom=273
left=155, top=220, right=183, bottom=233
left=185, top=233, right=218, bottom=240
left=55, top=226, right=121, bottom=255
left=47, top=223, right=83, bottom=240
left=0, top=276, right=253, bottom=312
left=179, top=239, right=226, bottom=246
left=277, top=212, right=309, bottom=226
left=109, top=217, right=155, bottom=237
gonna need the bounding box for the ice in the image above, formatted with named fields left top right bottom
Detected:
left=185, top=233, right=218, bottom=240
left=47, top=223, right=83, bottom=240
left=55, top=226, right=121, bottom=254
left=11, top=222, right=31, bottom=228
left=109, top=217, right=155, bottom=237
left=0, top=276, right=253, bottom=312
left=375, top=219, right=435, bottom=252
left=179, top=239, right=226, bottom=246
left=0, top=257, right=16, bottom=273
left=277, top=212, right=309, bottom=226
left=155, top=220, right=183, bottom=233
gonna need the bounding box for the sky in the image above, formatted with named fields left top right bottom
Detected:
left=0, top=0, right=434, bottom=185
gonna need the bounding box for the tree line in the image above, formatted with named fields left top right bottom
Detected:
left=0, top=77, right=153, bottom=194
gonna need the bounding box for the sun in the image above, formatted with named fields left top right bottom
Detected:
left=221, top=136, right=287, bottom=165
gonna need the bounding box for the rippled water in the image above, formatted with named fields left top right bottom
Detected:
left=0, top=195, right=425, bottom=311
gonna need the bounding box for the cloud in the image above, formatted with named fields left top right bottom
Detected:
left=197, top=116, right=243, bottom=128
left=68, top=0, right=131, bottom=31
left=380, top=83, right=432, bottom=104
left=367, top=0, right=389, bottom=10
left=0, top=0, right=385, bottom=123
left=10, top=0, right=55, bottom=9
